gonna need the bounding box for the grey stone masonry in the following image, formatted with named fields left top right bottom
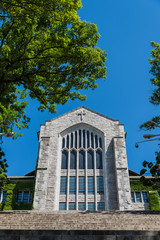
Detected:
left=34, top=106, right=132, bottom=211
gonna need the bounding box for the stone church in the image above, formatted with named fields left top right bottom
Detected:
left=34, top=106, right=137, bottom=211
left=0, top=106, right=160, bottom=239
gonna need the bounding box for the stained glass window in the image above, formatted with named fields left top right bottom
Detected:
left=70, top=151, right=77, bottom=169
left=87, top=150, right=94, bottom=169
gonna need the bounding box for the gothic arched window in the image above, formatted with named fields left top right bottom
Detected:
left=60, top=127, right=104, bottom=211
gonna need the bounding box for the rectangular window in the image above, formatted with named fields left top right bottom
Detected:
left=97, top=176, right=104, bottom=194
left=79, top=176, right=85, bottom=194
left=135, top=192, right=142, bottom=202
left=97, top=202, right=105, bottom=211
left=142, top=192, right=148, bottom=203
left=23, top=191, right=29, bottom=202
left=60, top=176, right=67, bottom=194
left=17, top=191, right=23, bottom=202
left=88, top=176, right=95, bottom=194
left=88, top=202, right=95, bottom=211
left=2, top=191, right=7, bottom=203
left=131, top=192, right=135, bottom=202
left=78, top=202, right=85, bottom=210
left=69, top=176, right=76, bottom=195
left=59, top=202, right=66, bottom=210
left=69, top=202, right=76, bottom=210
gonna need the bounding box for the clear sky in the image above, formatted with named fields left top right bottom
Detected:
left=2, top=0, right=160, bottom=176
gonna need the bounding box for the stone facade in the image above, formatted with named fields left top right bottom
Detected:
left=34, top=106, right=133, bottom=211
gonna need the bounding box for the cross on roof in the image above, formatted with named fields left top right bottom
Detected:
left=77, top=110, right=86, bottom=121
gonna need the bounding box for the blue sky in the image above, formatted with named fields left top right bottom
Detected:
left=2, top=0, right=160, bottom=176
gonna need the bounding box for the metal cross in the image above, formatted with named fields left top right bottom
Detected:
left=77, top=110, right=86, bottom=121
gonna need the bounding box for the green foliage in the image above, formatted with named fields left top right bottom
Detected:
left=130, top=180, right=160, bottom=191
left=0, top=0, right=106, bottom=136
left=148, top=191, right=160, bottom=211
left=0, top=147, right=8, bottom=185
left=0, top=180, right=34, bottom=210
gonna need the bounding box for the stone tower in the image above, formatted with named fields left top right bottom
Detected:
left=34, top=106, right=131, bottom=211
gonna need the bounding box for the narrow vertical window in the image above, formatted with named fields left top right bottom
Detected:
left=79, top=150, right=85, bottom=169
left=99, top=137, right=102, bottom=148
left=66, top=135, right=69, bottom=148
left=131, top=192, right=135, bottom=202
left=79, top=130, right=81, bottom=148
left=97, top=176, right=104, bottom=194
left=2, top=192, right=7, bottom=203
left=96, top=150, right=103, bottom=169
left=69, top=202, right=76, bottom=210
left=142, top=192, right=148, bottom=202
left=71, top=133, right=73, bottom=148
left=83, top=130, right=85, bottom=148
left=69, top=176, right=76, bottom=194
left=97, top=202, right=105, bottom=211
left=59, top=202, right=66, bottom=210
left=23, top=191, right=29, bottom=202
left=135, top=192, right=142, bottom=202
left=79, top=176, right=85, bottom=194
left=17, top=192, right=22, bottom=202
left=87, top=131, right=90, bottom=148
left=62, top=137, right=65, bottom=148
left=78, top=202, right=85, bottom=210
left=91, top=132, right=94, bottom=148
left=87, top=150, right=94, bottom=169
left=70, top=150, right=77, bottom=169
left=75, top=131, right=77, bottom=149
left=60, top=176, right=67, bottom=194
left=88, top=202, right=95, bottom=211
left=88, top=176, right=95, bottom=194
left=61, top=151, right=68, bottom=169
left=95, top=135, right=98, bottom=148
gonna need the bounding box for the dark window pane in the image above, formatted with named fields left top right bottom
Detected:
left=69, top=202, right=76, bottom=210
left=79, top=130, right=81, bottom=148
left=88, top=202, right=95, bottom=211
left=131, top=192, right=135, bottom=202
left=87, top=150, right=94, bottom=169
left=59, top=202, right=66, bottom=210
left=97, top=176, right=104, bottom=194
left=78, top=202, right=85, bottom=210
left=29, top=192, right=32, bottom=203
left=70, top=151, right=77, bottom=169
left=83, top=130, right=85, bottom=148
left=23, top=191, right=29, bottom=203
left=71, top=133, right=73, bottom=148
left=97, top=202, right=104, bottom=211
left=95, top=135, right=98, bottom=148
left=79, top=151, right=85, bottom=169
left=61, top=151, right=68, bottom=169
left=99, top=138, right=102, bottom=148
left=17, top=192, right=22, bottom=203
left=91, top=133, right=94, bottom=148
left=135, top=192, right=141, bottom=202
left=142, top=192, right=148, bottom=202
left=66, top=135, right=69, bottom=148
left=87, top=131, right=90, bottom=148
left=2, top=192, right=7, bottom=203
left=75, top=131, right=77, bottom=149
left=96, top=150, right=103, bottom=169
left=79, top=176, right=85, bottom=194
left=62, top=138, right=65, bottom=148
left=88, top=176, right=95, bottom=194
left=69, top=176, right=76, bottom=195
left=60, top=176, right=67, bottom=194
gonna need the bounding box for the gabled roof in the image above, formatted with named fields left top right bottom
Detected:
left=41, top=106, right=119, bottom=126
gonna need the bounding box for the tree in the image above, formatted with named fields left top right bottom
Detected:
left=140, top=41, right=160, bottom=185
left=0, top=0, right=106, bottom=131
left=0, top=0, right=106, bottom=179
